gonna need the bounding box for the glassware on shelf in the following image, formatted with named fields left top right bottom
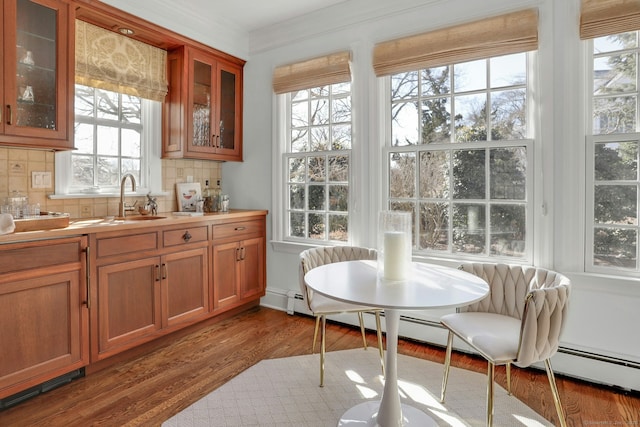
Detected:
left=21, top=50, right=35, bottom=66
left=21, top=85, right=34, bottom=102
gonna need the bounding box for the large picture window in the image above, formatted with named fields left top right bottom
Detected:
left=387, top=53, right=532, bottom=259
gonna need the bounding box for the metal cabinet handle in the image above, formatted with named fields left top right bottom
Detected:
left=162, top=263, right=167, bottom=280
left=183, top=231, right=192, bottom=242
left=241, top=247, right=246, bottom=260
left=235, top=226, right=246, bottom=231
left=6, top=105, right=12, bottom=125
left=84, top=246, right=91, bottom=309
left=155, top=264, right=161, bottom=282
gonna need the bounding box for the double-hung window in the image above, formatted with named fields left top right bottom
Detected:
left=586, top=31, right=640, bottom=274
left=374, top=9, right=538, bottom=261
left=286, top=84, right=351, bottom=242
left=387, top=54, right=531, bottom=259
left=72, top=85, right=145, bottom=192
left=274, top=52, right=353, bottom=244
left=581, top=0, right=640, bottom=275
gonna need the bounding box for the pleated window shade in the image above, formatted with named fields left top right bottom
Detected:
left=75, top=20, right=168, bottom=101
left=373, top=9, right=538, bottom=77
left=580, top=0, right=640, bottom=39
left=272, top=51, right=351, bottom=94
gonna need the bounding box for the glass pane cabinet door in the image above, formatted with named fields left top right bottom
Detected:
left=219, top=69, right=236, bottom=152
left=3, top=0, right=70, bottom=147
left=15, top=0, right=57, bottom=131
left=191, top=59, right=213, bottom=149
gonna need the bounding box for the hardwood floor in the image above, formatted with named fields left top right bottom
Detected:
left=1, top=306, right=638, bottom=426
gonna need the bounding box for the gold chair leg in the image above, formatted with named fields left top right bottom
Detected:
left=320, top=315, right=326, bottom=387
left=440, top=331, right=454, bottom=403
left=375, top=311, right=385, bottom=376
left=357, top=312, right=368, bottom=349
left=487, top=362, right=495, bottom=427
left=544, top=359, right=567, bottom=427
left=506, top=362, right=512, bottom=395
left=312, top=316, right=320, bottom=353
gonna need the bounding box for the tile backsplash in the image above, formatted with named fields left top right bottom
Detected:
left=0, top=147, right=221, bottom=219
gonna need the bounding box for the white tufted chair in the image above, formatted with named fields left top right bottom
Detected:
left=300, top=246, right=385, bottom=387
left=440, top=263, right=571, bottom=427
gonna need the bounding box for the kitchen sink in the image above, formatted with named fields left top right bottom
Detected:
left=116, top=215, right=167, bottom=221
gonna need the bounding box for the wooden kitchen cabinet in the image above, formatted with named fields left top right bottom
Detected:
left=0, top=236, right=89, bottom=400
left=0, top=0, right=74, bottom=149
left=212, top=218, right=265, bottom=312
left=91, top=224, right=209, bottom=361
left=163, top=45, right=244, bottom=161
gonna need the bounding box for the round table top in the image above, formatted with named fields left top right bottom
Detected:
left=304, top=260, right=489, bottom=310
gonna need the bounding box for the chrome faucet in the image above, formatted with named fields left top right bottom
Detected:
left=118, top=173, right=137, bottom=218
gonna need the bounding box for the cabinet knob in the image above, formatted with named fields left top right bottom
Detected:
left=183, top=231, right=192, bottom=242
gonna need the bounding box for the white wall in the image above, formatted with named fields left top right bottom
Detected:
left=115, top=0, right=640, bottom=391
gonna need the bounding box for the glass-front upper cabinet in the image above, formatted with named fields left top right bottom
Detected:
left=163, top=45, right=244, bottom=161
left=1, top=0, right=72, bottom=149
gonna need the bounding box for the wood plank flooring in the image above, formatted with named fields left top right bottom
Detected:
left=0, top=306, right=638, bottom=426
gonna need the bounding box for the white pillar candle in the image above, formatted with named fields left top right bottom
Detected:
left=384, top=231, right=407, bottom=281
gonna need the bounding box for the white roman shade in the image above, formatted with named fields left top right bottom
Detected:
left=272, top=51, right=351, bottom=94
left=75, top=20, right=168, bottom=101
left=580, top=0, right=640, bottom=39
left=373, top=9, right=538, bottom=77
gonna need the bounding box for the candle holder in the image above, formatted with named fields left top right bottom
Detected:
left=378, top=210, right=412, bottom=281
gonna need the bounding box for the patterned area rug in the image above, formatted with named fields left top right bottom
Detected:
left=163, top=349, right=551, bottom=427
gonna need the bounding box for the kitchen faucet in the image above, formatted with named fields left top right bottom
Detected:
left=118, top=173, right=137, bottom=218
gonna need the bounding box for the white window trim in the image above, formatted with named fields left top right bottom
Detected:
left=53, top=99, right=165, bottom=199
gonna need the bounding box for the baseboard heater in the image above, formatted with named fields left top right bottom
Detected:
left=287, top=291, right=640, bottom=376
left=0, top=368, right=85, bottom=411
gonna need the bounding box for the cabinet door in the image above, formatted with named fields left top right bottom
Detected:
left=163, top=247, right=209, bottom=328
left=212, top=240, right=240, bottom=310
left=1, top=0, right=71, bottom=147
left=215, top=60, right=242, bottom=160
left=96, top=257, right=162, bottom=359
left=0, top=270, right=87, bottom=398
left=239, top=236, right=265, bottom=300
left=186, top=47, right=217, bottom=157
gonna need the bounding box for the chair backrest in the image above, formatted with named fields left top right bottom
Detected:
left=299, top=246, right=377, bottom=311
left=459, top=263, right=571, bottom=367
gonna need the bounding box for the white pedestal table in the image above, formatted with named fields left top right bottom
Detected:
left=304, top=260, right=489, bottom=427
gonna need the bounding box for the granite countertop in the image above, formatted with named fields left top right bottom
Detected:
left=0, top=209, right=268, bottom=244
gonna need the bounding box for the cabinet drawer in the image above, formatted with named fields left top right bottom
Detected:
left=163, top=226, right=208, bottom=247
left=0, top=238, right=83, bottom=275
left=213, top=220, right=264, bottom=241
left=96, top=232, right=159, bottom=259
